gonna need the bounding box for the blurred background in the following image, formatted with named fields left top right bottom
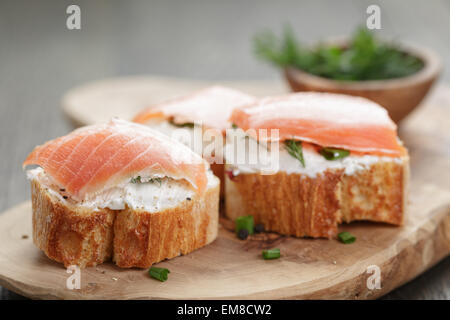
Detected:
left=0, top=0, right=449, bottom=299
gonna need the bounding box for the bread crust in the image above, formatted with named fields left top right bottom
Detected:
left=225, top=157, right=409, bottom=239
left=31, top=180, right=115, bottom=268
left=210, top=162, right=224, bottom=197
left=225, top=169, right=343, bottom=238
left=31, top=178, right=219, bottom=268
left=113, top=183, right=219, bottom=268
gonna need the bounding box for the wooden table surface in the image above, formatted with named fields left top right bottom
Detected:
left=0, top=0, right=449, bottom=299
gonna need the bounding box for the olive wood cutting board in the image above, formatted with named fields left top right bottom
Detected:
left=0, top=76, right=449, bottom=299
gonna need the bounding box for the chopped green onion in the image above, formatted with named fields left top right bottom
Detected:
left=231, top=123, right=238, bottom=129
left=320, top=147, right=350, bottom=160
left=148, top=267, right=170, bottom=282
left=338, top=231, right=356, bottom=244
left=285, top=140, right=305, bottom=167
left=262, top=248, right=280, bottom=260
left=235, top=215, right=254, bottom=235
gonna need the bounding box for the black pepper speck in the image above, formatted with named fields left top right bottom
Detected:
left=238, top=229, right=249, bottom=240
left=254, top=224, right=264, bottom=233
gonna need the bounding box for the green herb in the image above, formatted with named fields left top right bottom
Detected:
left=151, top=177, right=162, bottom=186
left=169, top=119, right=195, bottom=128
left=253, top=26, right=424, bottom=81
left=148, top=266, right=170, bottom=282
left=285, top=140, right=305, bottom=167
left=130, top=176, right=162, bottom=186
left=262, top=248, right=281, bottom=260
left=130, top=176, right=142, bottom=183
left=231, top=123, right=238, bottom=129
left=338, top=231, right=356, bottom=244
left=235, top=215, right=254, bottom=235
left=320, top=147, right=350, bottom=160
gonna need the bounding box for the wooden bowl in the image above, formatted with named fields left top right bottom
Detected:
left=284, top=43, right=442, bottom=123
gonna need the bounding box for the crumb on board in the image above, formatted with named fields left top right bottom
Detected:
left=112, top=277, right=118, bottom=281
left=21, top=235, right=28, bottom=239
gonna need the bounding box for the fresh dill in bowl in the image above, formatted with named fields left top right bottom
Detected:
left=253, top=26, right=424, bottom=81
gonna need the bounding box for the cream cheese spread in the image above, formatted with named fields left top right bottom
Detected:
left=224, top=130, right=403, bottom=177
left=27, top=167, right=218, bottom=212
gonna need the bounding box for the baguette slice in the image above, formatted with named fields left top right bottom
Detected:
left=225, top=156, right=409, bottom=238
left=226, top=92, right=409, bottom=238
left=31, top=173, right=219, bottom=268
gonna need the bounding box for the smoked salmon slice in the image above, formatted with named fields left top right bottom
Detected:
left=133, top=86, right=255, bottom=132
left=23, top=119, right=208, bottom=200
left=230, top=92, right=406, bottom=156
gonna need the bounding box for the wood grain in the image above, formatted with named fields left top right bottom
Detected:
left=0, top=79, right=449, bottom=299
left=0, top=184, right=448, bottom=300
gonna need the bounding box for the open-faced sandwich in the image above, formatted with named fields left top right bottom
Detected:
left=133, top=86, right=255, bottom=194
left=23, top=118, right=219, bottom=268
left=225, top=92, right=409, bottom=238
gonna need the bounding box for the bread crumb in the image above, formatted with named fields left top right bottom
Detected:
left=21, top=235, right=29, bottom=239
left=112, top=277, right=118, bottom=281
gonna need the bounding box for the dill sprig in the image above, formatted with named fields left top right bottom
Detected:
left=253, top=26, right=423, bottom=81
left=285, top=140, right=305, bottom=167
left=130, top=176, right=162, bottom=186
